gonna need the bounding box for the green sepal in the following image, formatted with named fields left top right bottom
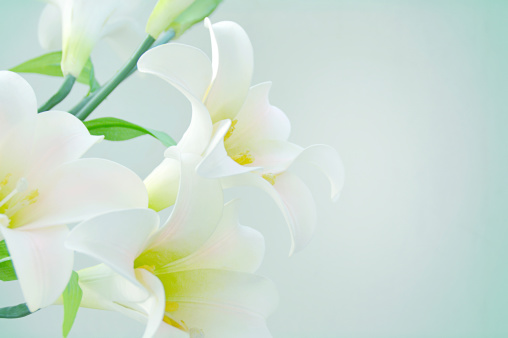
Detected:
left=0, top=260, right=17, bottom=281
left=10, top=51, right=100, bottom=90
left=0, top=303, right=33, bottom=318
left=62, top=271, right=82, bottom=337
left=169, top=0, right=223, bottom=37
left=84, top=117, right=176, bottom=147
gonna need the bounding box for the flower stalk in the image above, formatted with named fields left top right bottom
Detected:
left=73, top=29, right=176, bottom=121
left=38, top=75, right=76, bottom=113
left=75, top=35, right=156, bottom=121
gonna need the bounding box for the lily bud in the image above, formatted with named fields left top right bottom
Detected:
left=39, top=0, right=139, bottom=77
left=146, top=0, right=195, bottom=38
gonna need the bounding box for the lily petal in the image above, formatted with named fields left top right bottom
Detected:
left=14, top=158, right=148, bottom=229
left=205, top=20, right=254, bottom=123
left=137, top=152, right=223, bottom=268
left=138, top=44, right=214, bottom=155
left=26, top=110, right=102, bottom=181
left=78, top=264, right=151, bottom=312
left=222, top=172, right=317, bottom=255
left=66, top=208, right=159, bottom=289
left=247, top=140, right=302, bottom=173
left=197, top=120, right=259, bottom=178
left=158, top=269, right=278, bottom=338
left=138, top=43, right=212, bottom=100
left=38, top=4, right=62, bottom=50
left=135, top=268, right=167, bottom=338
left=224, top=82, right=291, bottom=155
left=291, top=144, right=345, bottom=201
left=0, top=71, right=36, bottom=133
left=157, top=199, right=265, bottom=274
left=0, top=224, right=72, bottom=312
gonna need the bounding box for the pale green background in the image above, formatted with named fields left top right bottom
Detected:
left=0, top=0, right=507, bottom=337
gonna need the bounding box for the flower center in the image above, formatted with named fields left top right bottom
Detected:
left=162, top=305, right=189, bottom=332
left=223, top=120, right=256, bottom=166
left=223, top=119, right=238, bottom=142
left=262, top=173, right=280, bottom=185
left=0, top=173, right=39, bottom=227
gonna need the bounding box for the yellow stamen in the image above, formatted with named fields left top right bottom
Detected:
left=224, top=119, right=238, bottom=142
left=262, top=173, right=280, bottom=185
left=165, top=301, right=179, bottom=312
left=163, top=315, right=188, bottom=332
left=138, top=265, right=155, bottom=274
left=231, top=151, right=254, bottom=165
left=24, top=189, right=39, bottom=205
left=0, top=174, right=12, bottom=188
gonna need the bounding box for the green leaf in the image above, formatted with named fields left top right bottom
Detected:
left=0, top=260, right=17, bottom=281
left=84, top=117, right=176, bottom=147
left=0, top=303, right=33, bottom=318
left=169, top=0, right=223, bottom=37
left=0, top=240, right=9, bottom=260
left=10, top=51, right=100, bottom=89
left=62, top=271, right=82, bottom=338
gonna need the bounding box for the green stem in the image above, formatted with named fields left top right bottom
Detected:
left=71, top=29, right=176, bottom=119
left=68, top=92, right=95, bottom=116
left=38, top=75, right=76, bottom=113
left=127, top=29, right=176, bottom=77
left=75, top=35, right=155, bottom=121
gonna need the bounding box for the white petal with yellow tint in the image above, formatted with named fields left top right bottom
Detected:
left=57, top=0, right=126, bottom=76
left=222, top=171, right=317, bottom=255
left=78, top=265, right=169, bottom=338
left=0, top=71, right=36, bottom=133
left=205, top=20, right=253, bottom=123
left=197, top=120, right=259, bottom=178
left=158, top=269, right=278, bottom=338
left=224, top=82, right=291, bottom=155
left=66, top=208, right=159, bottom=289
left=144, top=156, right=181, bottom=212
left=14, top=158, right=148, bottom=229
left=0, top=223, right=72, bottom=312
left=138, top=43, right=214, bottom=155
left=158, top=199, right=265, bottom=274
left=137, top=152, right=223, bottom=267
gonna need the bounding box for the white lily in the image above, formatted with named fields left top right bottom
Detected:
left=0, top=71, right=148, bottom=311
left=38, top=0, right=145, bottom=77
left=66, top=150, right=277, bottom=338
left=138, top=19, right=345, bottom=254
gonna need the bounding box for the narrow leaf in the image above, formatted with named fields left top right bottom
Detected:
left=169, top=0, right=223, bottom=37
left=0, top=260, right=17, bottom=281
left=0, top=303, right=32, bottom=318
left=62, top=271, right=82, bottom=338
left=84, top=117, right=176, bottom=147
left=0, top=240, right=9, bottom=260
left=10, top=51, right=100, bottom=89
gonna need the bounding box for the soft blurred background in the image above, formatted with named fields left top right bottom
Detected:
left=0, top=0, right=506, bottom=337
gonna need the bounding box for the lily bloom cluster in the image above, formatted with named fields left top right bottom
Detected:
left=0, top=1, right=344, bottom=337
